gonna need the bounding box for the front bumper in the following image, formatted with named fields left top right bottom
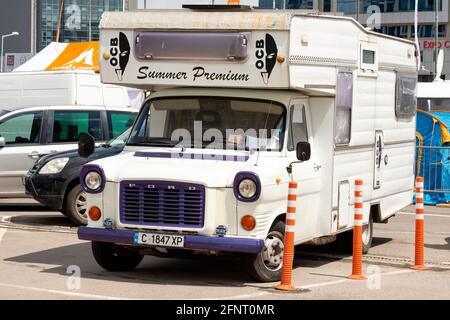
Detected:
left=78, top=227, right=264, bottom=254
left=23, top=172, right=64, bottom=210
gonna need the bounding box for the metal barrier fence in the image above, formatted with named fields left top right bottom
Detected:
left=416, top=146, right=450, bottom=193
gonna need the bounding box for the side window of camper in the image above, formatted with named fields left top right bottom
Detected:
left=287, top=104, right=308, bottom=151
left=335, top=72, right=353, bottom=145
left=396, top=74, right=417, bottom=119
left=360, top=44, right=378, bottom=73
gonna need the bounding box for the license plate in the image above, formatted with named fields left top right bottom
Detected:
left=133, top=232, right=184, bottom=248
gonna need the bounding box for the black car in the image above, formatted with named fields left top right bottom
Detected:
left=23, top=129, right=130, bottom=226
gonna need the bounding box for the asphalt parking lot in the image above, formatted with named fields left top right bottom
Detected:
left=0, top=199, right=448, bottom=300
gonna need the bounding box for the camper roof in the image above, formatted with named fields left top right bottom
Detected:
left=100, top=9, right=414, bottom=45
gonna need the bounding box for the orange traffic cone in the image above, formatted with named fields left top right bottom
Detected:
left=347, top=179, right=367, bottom=280
left=411, top=176, right=428, bottom=270
left=275, top=181, right=298, bottom=291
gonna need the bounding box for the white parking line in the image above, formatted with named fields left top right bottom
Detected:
left=0, top=283, right=131, bottom=300
left=297, top=269, right=415, bottom=290
left=376, top=230, right=449, bottom=235
left=205, top=291, right=270, bottom=300
left=398, top=212, right=450, bottom=218
left=0, top=228, right=6, bottom=243
left=203, top=269, right=416, bottom=300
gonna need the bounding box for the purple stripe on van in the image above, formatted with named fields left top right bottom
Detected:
left=134, top=151, right=249, bottom=162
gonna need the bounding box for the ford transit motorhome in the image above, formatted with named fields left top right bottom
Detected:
left=78, top=9, right=418, bottom=281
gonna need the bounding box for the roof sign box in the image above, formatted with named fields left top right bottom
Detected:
left=101, top=29, right=289, bottom=89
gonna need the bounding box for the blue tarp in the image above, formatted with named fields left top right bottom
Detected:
left=416, top=111, right=450, bottom=205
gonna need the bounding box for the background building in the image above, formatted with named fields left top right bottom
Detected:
left=0, top=0, right=125, bottom=71
left=0, top=0, right=34, bottom=71
left=36, top=0, right=125, bottom=51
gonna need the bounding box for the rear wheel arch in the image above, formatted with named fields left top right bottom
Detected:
left=370, top=203, right=383, bottom=223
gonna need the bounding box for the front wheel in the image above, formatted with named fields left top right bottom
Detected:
left=245, top=220, right=285, bottom=282
left=91, top=241, right=143, bottom=272
left=65, top=184, right=88, bottom=226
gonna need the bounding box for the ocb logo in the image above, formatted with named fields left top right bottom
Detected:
left=108, top=32, right=130, bottom=81
left=255, top=34, right=278, bottom=85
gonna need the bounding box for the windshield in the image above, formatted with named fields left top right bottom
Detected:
left=106, top=128, right=131, bottom=148
left=128, top=97, right=286, bottom=151
left=418, top=98, right=450, bottom=112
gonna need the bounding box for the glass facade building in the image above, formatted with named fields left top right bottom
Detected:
left=259, top=0, right=442, bottom=12
left=37, top=0, right=124, bottom=51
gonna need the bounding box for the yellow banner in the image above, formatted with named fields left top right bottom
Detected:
left=46, top=42, right=99, bottom=71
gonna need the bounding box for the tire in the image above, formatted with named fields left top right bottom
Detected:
left=65, top=184, right=88, bottom=226
left=246, top=220, right=285, bottom=282
left=362, top=214, right=373, bottom=254
left=336, top=214, right=373, bottom=254
left=59, top=210, right=68, bottom=217
left=91, top=241, right=143, bottom=272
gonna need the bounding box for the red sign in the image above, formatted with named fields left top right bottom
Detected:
left=6, top=55, right=15, bottom=66
left=421, top=40, right=450, bottom=49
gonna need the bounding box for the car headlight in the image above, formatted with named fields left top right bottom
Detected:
left=80, top=164, right=105, bottom=194
left=38, top=158, right=69, bottom=174
left=238, top=179, right=257, bottom=199
left=84, top=171, right=102, bottom=191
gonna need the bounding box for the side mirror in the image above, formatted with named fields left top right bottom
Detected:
left=296, top=141, right=311, bottom=161
left=0, top=137, right=5, bottom=148
left=78, top=132, right=95, bottom=158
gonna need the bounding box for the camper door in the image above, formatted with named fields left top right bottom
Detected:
left=287, top=100, right=322, bottom=241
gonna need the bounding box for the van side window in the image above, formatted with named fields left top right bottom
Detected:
left=287, top=104, right=308, bottom=151
left=0, top=111, right=43, bottom=145
left=52, top=111, right=103, bottom=143
left=335, top=71, right=353, bottom=145
left=107, top=111, right=137, bottom=139
left=396, top=74, right=417, bottom=119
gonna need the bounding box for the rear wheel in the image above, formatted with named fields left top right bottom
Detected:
left=336, top=214, right=373, bottom=254
left=362, top=214, right=373, bottom=254
left=65, top=184, right=88, bottom=226
left=92, top=241, right=143, bottom=272
left=246, top=220, right=285, bottom=282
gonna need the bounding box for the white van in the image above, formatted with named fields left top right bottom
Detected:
left=78, top=9, right=418, bottom=281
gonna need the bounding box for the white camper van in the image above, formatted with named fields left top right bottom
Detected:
left=78, top=9, right=418, bottom=281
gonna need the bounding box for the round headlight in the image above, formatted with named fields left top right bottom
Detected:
left=238, top=179, right=257, bottom=199
left=84, top=171, right=102, bottom=191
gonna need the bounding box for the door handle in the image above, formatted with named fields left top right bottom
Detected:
left=28, top=151, right=47, bottom=159
left=313, top=163, right=322, bottom=171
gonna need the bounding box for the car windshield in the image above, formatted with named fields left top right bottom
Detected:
left=128, top=97, right=286, bottom=151
left=105, top=128, right=131, bottom=148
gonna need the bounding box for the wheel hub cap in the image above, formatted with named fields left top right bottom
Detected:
left=76, top=191, right=88, bottom=218
left=262, top=235, right=284, bottom=271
